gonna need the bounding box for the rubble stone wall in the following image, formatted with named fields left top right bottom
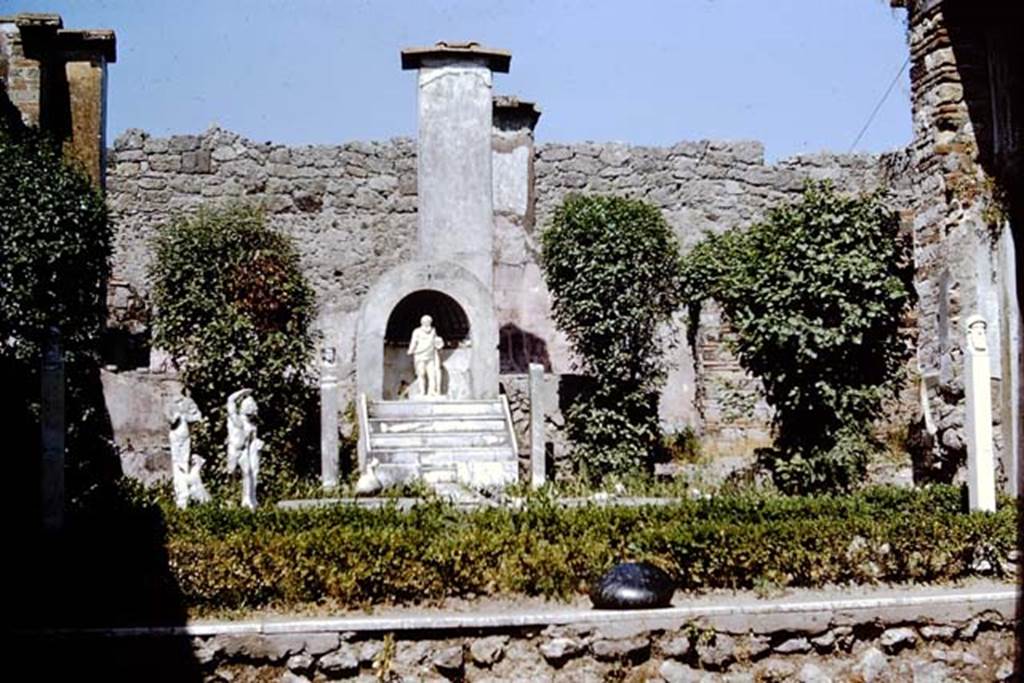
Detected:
left=103, top=126, right=900, bottom=476
left=23, top=603, right=1015, bottom=682
left=902, top=0, right=1019, bottom=487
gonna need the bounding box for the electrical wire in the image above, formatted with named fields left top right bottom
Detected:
left=847, top=55, right=911, bottom=153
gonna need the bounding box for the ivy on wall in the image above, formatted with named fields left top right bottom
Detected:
left=541, top=194, right=683, bottom=479
left=680, top=182, right=915, bottom=493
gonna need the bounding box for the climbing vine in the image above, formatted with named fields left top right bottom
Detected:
left=541, top=194, right=683, bottom=479
left=679, top=182, right=915, bottom=493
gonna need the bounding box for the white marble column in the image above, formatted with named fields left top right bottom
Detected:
left=964, top=315, right=997, bottom=512
left=320, top=347, right=340, bottom=489
left=529, top=362, right=546, bottom=488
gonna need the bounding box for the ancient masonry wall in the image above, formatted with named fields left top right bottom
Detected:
left=103, top=127, right=900, bottom=476
left=17, top=602, right=1017, bottom=681
left=903, top=1, right=1019, bottom=487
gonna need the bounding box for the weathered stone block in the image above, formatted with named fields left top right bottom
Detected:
left=433, top=644, right=464, bottom=674
left=169, top=135, right=199, bottom=153
left=319, top=644, right=359, bottom=676
left=469, top=635, right=508, bottom=667
left=539, top=637, right=582, bottom=664
left=143, top=137, right=169, bottom=154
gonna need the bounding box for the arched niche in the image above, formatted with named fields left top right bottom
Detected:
left=383, top=290, right=471, bottom=399
left=356, top=260, right=499, bottom=401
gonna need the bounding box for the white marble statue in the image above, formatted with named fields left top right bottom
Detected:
left=186, top=455, right=212, bottom=505
left=964, top=315, right=996, bottom=512
left=407, top=315, right=444, bottom=398
left=227, top=388, right=263, bottom=510
left=166, top=395, right=208, bottom=509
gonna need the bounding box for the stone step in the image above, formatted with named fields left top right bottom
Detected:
left=370, top=432, right=510, bottom=449
left=370, top=418, right=507, bottom=433
left=374, top=447, right=517, bottom=465
left=368, top=400, right=504, bottom=419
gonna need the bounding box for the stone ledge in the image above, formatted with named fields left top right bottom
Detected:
left=401, top=41, right=511, bottom=72
left=17, top=587, right=1017, bottom=639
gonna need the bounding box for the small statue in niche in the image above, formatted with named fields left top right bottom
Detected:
left=227, top=388, right=263, bottom=510
left=166, top=394, right=209, bottom=509
left=407, top=315, right=444, bottom=398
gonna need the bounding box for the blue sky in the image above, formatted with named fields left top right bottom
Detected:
left=9, top=1, right=912, bottom=161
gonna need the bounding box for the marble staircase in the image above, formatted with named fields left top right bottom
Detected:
left=360, top=397, right=519, bottom=489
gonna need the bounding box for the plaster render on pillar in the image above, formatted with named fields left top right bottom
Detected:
left=0, top=14, right=115, bottom=189
left=405, top=44, right=507, bottom=291
left=356, top=260, right=499, bottom=401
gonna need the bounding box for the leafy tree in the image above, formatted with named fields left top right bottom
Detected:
left=680, top=182, right=914, bottom=493
left=149, top=203, right=318, bottom=500
left=541, top=194, right=683, bottom=479
left=0, top=117, right=115, bottom=511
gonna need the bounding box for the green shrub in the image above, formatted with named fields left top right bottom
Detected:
left=0, top=118, right=114, bottom=508
left=156, top=486, right=1014, bottom=613
left=149, top=203, right=318, bottom=500
left=540, top=194, right=684, bottom=479
left=679, top=182, right=914, bottom=493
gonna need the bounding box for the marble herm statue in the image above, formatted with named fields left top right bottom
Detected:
left=407, top=315, right=445, bottom=398
left=166, top=395, right=208, bottom=509
left=227, top=388, right=263, bottom=510
left=964, top=315, right=997, bottom=512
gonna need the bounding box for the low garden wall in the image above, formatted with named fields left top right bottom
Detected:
left=19, top=588, right=1018, bottom=681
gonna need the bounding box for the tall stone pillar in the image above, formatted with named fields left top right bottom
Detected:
left=40, top=327, right=64, bottom=532
left=60, top=29, right=116, bottom=189
left=401, top=42, right=510, bottom=291
left=0, top=13, right=116, bottom=189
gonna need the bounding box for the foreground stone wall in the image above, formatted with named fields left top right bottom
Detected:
left=207, top=622, right=1016, bottom=682
left=103, top=127, right=901, bottom=476
left=25, top=602, right=1014, bottom=682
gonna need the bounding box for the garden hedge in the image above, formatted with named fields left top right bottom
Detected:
left=159, top=486, right=1016, bottom=613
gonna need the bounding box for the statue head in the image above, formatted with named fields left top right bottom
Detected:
left=181, top=397, right=203, bottom=423
left=240, top=395, right=258, bottom=418
left=420, top=314, right=433, bottom=329
left=167, top=395, right=203, bottom=425
left=965, top=314, right=988, bottom=353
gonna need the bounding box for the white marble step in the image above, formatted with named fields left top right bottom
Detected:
left=369, top=400, right=504, bottom=419
left=371, top=432, right=510, bottom=449
left=370, top=418, right=507, bottom=434
left=376, top=462, right=457, bottom=487
left=375, top=447, right=516, bottom=465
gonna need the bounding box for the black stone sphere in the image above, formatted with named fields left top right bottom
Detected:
left=589, top=561, right=675, bottom=609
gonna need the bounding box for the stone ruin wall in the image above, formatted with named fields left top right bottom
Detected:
left=19, top=599, right=1016, bottom=681
left=103, top=126, right=902, bottom=479
left=899, top=0, right=1021, bottom=490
